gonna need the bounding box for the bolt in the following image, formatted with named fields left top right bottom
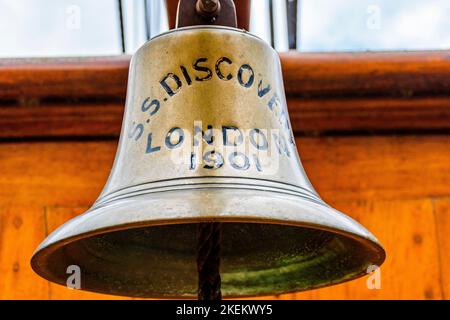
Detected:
left=196, top=0, right=221, bottom=18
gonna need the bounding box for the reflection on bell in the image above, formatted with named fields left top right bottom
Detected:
left=31, top=26, right=385, bottom=298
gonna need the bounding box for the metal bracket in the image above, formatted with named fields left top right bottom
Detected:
left=176, top=0, right=237, bottom=28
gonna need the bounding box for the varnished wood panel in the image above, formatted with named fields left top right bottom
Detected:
left=0, top=56, right=130, bottom=99
left=289, top=97, right=450, bottom=134
left=298, top=135, right=450, bottom=202
left=0, top=102, right=124, bottom=138
left=0, top=141, right=115, bottom=206
left=2, top=52, right=448, bottom=100
left=434, top=199, right=450, bottom=299
left=0, top=206, right=49, bottom=299
left=1, top=51, right=449, bottom=138
left=2, top=96, right=450, bottom=139
left=282, top=51, right=450, bottom=98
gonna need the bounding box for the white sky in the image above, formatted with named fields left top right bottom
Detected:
left=0, top=0, right=122, bottom=57
left=299, top=0, right=450, bottom=51
left=0, top=0, right=449, bottom=57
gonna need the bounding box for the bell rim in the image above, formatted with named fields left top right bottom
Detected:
left=32, top=231, right=384, bottom=299
left=31, top=189, right=385, bottom=298
left=31, top=220, right=385, bottom=299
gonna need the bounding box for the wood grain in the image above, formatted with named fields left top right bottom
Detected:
left=434, top=198, right=450, bottom=299
left=2, top=96, right=450, bottom=139
left=289, top=97, right=450, bottom=134
left=1, top=51, right=447, bottom=100
left=0, top=206, right=49, bottom=299
left=1, top=51, right=448, bottom=138
left=0, top=141, right=115, bottom=206
left=298, top=135, right=450, bottom=202
left=0, top=102, right=124, bottom=138
left=166, top=0, right=179, bottom=29
left=0, top=56, right=130, bottom=99
left=282, top=51, right=450, bottom=98
left=1, top=51, right=448, bottom=99
left=234, top=0, right=251, bottom=30
left=0, top=136, right=449, bottom=206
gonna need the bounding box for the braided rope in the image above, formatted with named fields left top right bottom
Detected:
left=197, top=222, right=223, bottom=300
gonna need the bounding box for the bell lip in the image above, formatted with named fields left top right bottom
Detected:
left=31, top=190, right=386, bottom=299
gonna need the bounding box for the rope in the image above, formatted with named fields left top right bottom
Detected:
left=194, top=0, right=223, bottom=301
left=197, top=222, right=223, bottom=300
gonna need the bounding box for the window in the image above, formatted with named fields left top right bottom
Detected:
left=0, top=0, right=448, bottom=57
left=0, top=0, right=122, bottom=57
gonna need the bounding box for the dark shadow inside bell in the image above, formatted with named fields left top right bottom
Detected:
left=45, top=223, right=381, bottom=298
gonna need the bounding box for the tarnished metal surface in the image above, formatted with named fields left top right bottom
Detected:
left=177, top=0, right=237, bottom=28
left=31, top=26, right=385, bottom=298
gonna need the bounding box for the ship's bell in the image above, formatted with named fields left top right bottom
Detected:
left=31, top=26, right=385, bottom=298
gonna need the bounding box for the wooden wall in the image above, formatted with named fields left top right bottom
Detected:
left=0, top=51, right=449, bottom=299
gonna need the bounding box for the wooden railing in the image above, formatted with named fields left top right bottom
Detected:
left=0, top=51, right=449, bottom=139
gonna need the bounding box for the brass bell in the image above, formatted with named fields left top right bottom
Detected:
left=31, top=26, right=385, bottom=298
